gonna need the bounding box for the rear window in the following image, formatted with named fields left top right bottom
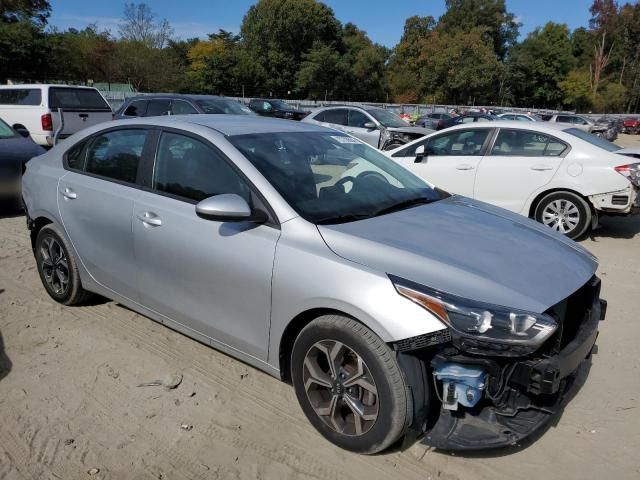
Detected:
left=49, top=88, right=111, bottom=111
left=564, top=128, right=620, bottom=152
left=0, top=88, right=41, bottom=105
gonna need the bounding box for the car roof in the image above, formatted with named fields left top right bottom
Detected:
left=0, top=84, right=97, bottom=89
left=124, top=94, right=232, bottom=102
left=112, top=114, right=328, bottom=136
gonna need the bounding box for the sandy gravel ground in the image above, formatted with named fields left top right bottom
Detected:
left=1, top=135, right=639, bottom=480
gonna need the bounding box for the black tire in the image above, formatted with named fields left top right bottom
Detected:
left=534, top=191, right=592, bottom=240
left=35, top=224, right=92, bottom=305
left=291, top=315, right=410, bottom=454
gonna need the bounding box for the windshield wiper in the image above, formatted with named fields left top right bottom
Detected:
left=314, top=213, right=372, bottom=225
left=372, top=197, right=436, bottom=217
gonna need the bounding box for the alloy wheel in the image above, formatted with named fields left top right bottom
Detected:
left=40, top=236, right=70, bottom=295
left=303, top=340, right=379, bottom=436
left=541, top=199, right=580, bottom=234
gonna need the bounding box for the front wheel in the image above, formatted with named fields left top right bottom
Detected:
left=291, top=315, right=410, bottom=454
left=534, top=191, right=592, bottom=240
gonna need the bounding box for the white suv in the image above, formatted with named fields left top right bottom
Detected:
left=0, top=85, right=112, bottom=147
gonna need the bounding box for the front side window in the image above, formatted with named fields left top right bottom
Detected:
left=171, top=100, right=198, bottom=115
left=154, top=132, right=251, bottom=203
left=323, top=109, right=348, bottom=125
left=428, top=129, right=490, bottom=156
left=312, top=111, right=325, bottom=122
left=557, top=115, right=573, bottom=123
left=123, top=100, right=147, bottom=117
left=85, top=130, right=147, bottom=183
left=491, top=129, right=567, bottom=156
left=0, top=88, right=41, bottom=105
left=230, top=132, right=442, bottom=224
left=348, top=109, right=371, bottom=128
left=145, top=100, right=171, bottom=117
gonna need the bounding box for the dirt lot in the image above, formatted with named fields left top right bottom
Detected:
left=1, top=135, right=639, bottom=480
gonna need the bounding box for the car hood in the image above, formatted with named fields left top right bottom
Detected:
left=318, top=196, right=598, bottom=313
left=0, top=136, right=45, bottom=166
left=386, top=126, right=433, bottom=135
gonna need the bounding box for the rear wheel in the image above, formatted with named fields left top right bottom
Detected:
left=291, top=315, right=410, bottom=454
left=534, top=191, right=592, bottom=240
left=35, top=225, right=92, bottom=305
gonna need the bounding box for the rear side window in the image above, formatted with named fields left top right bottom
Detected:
left=0, top=89, right=42, bottom=105
left=323, top=109, right=348, bottom=126
left=557, top=116, right=573, bottom=123
left=153, top=132, right=251, bottom=203
left=146, top=100, right=171, bottom=117
left=49, top=88, right=110, bottom=111
left=491, top=129, right=568, bottom=157
left=65, top=140, right=88, bottom=170
left=85, top=130, right=147, bottom=183
left=123, top=100, right=147, bottom=117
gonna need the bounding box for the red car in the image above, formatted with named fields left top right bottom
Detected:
left=622, top=117, right=640, bottom=134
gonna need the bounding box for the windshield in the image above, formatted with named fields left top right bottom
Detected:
left=196, top=99, right=254, bottom=115
left=564, top=127, right=620, bottom=152
left=0, top=118, right=16, bottom=138
left=230, top=132, right=442, bottom=224
left=367, top=109, right=409, bottom=128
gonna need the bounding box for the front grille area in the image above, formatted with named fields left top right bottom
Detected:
left=546, top=276, right=600, bottom=350
left=395, top=329, right=452, bottom=352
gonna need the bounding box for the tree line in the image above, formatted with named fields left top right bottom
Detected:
left=1, top=0, right=639, bottom=112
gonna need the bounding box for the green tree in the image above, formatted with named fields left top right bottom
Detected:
left=240, top=0, right=341, bottom=96
left=296, top=42, right=342, bottom=100
left=559, top=70, right=592, bottom=110
left=439, top=0, right=520, bottom=59
left=508, top=22, right=574, bottom=108
left=0, top=0, right=50, bottom=24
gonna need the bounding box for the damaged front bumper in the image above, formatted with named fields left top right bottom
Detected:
left=407, top=278, right=606, bottom=451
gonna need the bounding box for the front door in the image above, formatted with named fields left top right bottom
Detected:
left=132, top=131, right=280, bottom=360
left=343, top=109, right=380, bottom=148
left=392, top=128, right=492, bottom=196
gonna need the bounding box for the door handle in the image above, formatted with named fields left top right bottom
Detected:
left=456, top=164, right=474, bottom=171
left=531, top=164, right=554, bottom=171
left=60, top=187, right=77, bottom=199
left=136, top=212, right=162, bottom=227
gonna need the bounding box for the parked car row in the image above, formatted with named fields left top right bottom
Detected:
left=22, top=114, right=608, bottom=454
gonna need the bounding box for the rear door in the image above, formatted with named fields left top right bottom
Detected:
left=58, top=127, right=153, bottom=300
left=391, top=128, right=492, bottom=196
left=474, top=128, right=569, bottom=213
left=48, top=87, right=113, bottom=136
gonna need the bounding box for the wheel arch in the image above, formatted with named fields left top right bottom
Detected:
left=29, top=215, right=54, bottom=251
left=278, top=308, right=364, bottom=383
left=527, top=187, right=595, bottom=218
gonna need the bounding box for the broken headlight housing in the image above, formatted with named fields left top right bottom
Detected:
left=390, top=275, right=557, bottom=355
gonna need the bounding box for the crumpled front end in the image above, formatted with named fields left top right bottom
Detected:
left=396, top=276, right=605, bottom=451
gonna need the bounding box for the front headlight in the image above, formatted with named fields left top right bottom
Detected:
left=390, top=275, right=557, bottom=350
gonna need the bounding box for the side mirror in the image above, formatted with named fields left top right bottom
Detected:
left=196, top=194, right=266, bottom=223
left=363, top=121, right=377, bottom=129
left=414, top=145, right=426, bottom=163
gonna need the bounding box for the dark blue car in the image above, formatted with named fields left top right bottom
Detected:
left=0, top=117, right=45, bottom=209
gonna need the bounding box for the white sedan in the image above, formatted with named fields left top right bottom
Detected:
left=380, top=121, right=639, bottom=239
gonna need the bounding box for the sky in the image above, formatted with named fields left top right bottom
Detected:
left=48, top=0, right=595, bottom=47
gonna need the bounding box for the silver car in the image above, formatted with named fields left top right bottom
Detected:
left=302, top=105, right=432, bottom=150
left=23, top=115, right=605, bottom=454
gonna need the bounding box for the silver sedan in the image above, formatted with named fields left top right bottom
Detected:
left=23, top=115, right=605, bottom=453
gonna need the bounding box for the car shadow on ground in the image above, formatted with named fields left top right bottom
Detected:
left=587, top=215, right=640, bottom=240
left=0, top=204, right=25, bottom=220
left=0, top=290, right=13, bottom=383
left=421, top=355, right=594, bottom=458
